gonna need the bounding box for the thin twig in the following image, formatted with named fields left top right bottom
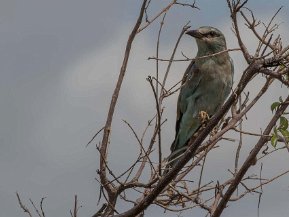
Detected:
left=137, top=0, right=177, bottom=33
left=16, top=193, right=33, bottom=217
left=98, top=1, right=148, bottom=215
left=211, top=95, right=289, bottom=217
left=86, top=127, right=104, bottom=147
left=148, top=48, right=241, bottom=62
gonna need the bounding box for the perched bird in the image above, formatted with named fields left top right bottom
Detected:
left=165, top=26, right=234, bottom=172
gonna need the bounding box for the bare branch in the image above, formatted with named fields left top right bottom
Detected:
left=211, top=95, right=289, bottom=217
left=98, top=1, right=148, bottom=215
left=16, top=193, right=33, bottom=217
left=86, top=127, right=104, bottom=147
left=137, top=0, right=177, bottom=33
left=148, top=48, right=241, bottom=62
left=70, top=195, right=81, bottom=217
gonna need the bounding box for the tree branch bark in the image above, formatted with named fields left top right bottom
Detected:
left=211, top=94, right=289, bottom=217
left=98, top=0, right=147, bottom=215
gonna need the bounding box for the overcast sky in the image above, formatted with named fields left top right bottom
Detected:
left=1, top=1, right=289, bottom=217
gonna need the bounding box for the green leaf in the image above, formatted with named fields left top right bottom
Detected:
left=271, top=134, right=278, bottom=148
left=280, top=129, right=289, bottom=140
left=279, top=116, right=288, bottom=130
left=271, top=102, right=280, bottom=112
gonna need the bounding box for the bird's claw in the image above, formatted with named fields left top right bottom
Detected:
left=199, top=111, right=209, bottom=124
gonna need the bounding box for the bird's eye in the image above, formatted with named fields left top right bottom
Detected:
left=208, top=31, right=216, bottom=37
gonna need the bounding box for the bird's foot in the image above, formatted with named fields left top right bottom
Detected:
left=199, top=111, right=210, bottom=124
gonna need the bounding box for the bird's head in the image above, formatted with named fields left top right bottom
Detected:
left=186, top=26, right=227, bottom=55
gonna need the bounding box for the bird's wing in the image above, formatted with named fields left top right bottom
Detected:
left=230, top=57, right=234, bottom=77
left=175, top=61, right=203, bottom=139
left=181, top=60, right=195, bottom=85
left=223, top=57, right=234, bottom=97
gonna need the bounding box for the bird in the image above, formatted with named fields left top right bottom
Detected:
left=165, top=26, right=234, bottom=173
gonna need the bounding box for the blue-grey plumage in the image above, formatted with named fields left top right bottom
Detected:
left=166, top=26, right=234, bottom=170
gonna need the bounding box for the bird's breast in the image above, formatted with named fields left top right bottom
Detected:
left=192, top=59, right=232, bottom=111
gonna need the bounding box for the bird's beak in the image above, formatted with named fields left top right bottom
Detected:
left=186, top=29, right=203, bottom=39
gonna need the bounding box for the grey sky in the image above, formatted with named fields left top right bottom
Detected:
left=0, top=1, right=288, bottom=217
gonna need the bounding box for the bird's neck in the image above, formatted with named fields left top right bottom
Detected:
left=195, top=45, right=229, bottom=65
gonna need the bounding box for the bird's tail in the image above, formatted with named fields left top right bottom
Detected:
left=163, top=146, right=187, bottom=175
left=163, top=132, right=199, bottom=175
